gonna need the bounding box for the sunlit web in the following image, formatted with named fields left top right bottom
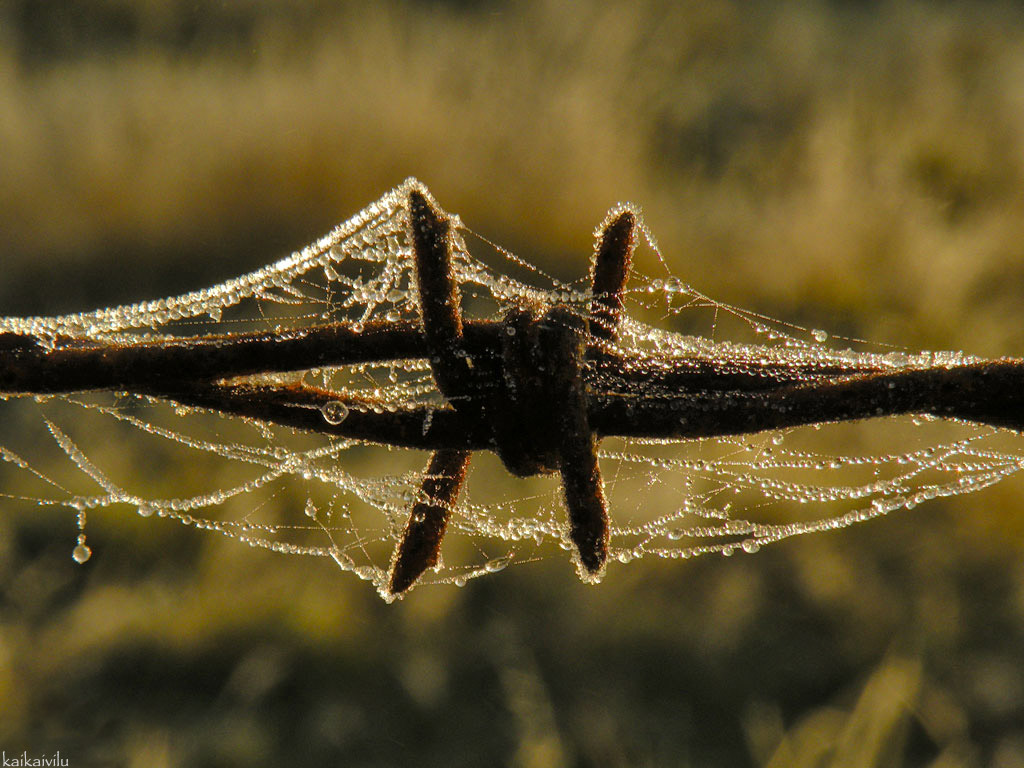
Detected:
left=0, top=179, right=1020, bottom=601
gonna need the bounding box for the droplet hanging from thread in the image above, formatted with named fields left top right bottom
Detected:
left=321, top=401, right=350, bottom=425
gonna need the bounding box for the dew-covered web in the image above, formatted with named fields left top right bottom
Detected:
left=0, top=178, right=1021, bottom=600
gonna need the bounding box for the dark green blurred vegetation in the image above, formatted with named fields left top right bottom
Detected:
left=2, top=0, right=1024, bottom=766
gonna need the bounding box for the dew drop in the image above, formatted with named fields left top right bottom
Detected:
left=771, top=434, right=784, bottom=446
left=72, top=544, right=92, bottom=564
left=741, top=539, right=760, bottom=554
left=811, top=329, right=829, bottom=343
left=137, top=504, right=155, bottom=518
left=323, top=263, right=340, bottom=282
left=321, top=401, right=350, bottom=425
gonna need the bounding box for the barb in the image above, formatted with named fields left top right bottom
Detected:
left=388, top=189, right=478, bottom=594
left=589, top=209, right=637, bottom=344
left=388, top=449, right=472, bottom=595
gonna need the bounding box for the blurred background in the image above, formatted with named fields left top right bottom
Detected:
left=2, top=0, right=1024, bottom=765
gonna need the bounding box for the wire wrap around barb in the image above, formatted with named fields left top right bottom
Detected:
left=391, top=191, right=624, bottom=590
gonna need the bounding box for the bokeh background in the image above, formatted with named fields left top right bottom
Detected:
left=2, top=1, right=1024, bottom=765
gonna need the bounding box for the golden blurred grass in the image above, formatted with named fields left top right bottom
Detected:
left=2, top=1, right=1024, bottom=766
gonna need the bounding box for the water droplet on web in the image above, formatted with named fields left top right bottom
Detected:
left=321, top=401, right=350, bottom=425
left=137, top=504, right=155, bottom=518
left=72, top=544, right=92, bottom=564
left=771, top=434, right=784, bottom=445
left=741, top=539, right=760, bottom=554
left=323, top=263, right=340, bottom=282
left=811, top=329, right=829, bottom=343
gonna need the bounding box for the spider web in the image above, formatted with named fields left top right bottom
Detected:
left=0, top=178, right=1020, bottom=600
